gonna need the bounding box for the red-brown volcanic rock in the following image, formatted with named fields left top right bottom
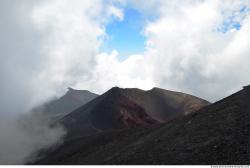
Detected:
left=59, top=87, right=209, bottom=138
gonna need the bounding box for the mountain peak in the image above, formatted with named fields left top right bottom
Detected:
left=67, top=87, right=83, bottom=92
left=150, top=87, right=162, bottom=91
left=66, top=87, right=94, bottom=95
left=68, top=87, right=74, bottom=91
left=106, top=87, right=128, bottom=95
left=110, top=86, right=122, bottom=91
left=243, top=85, right=250, bottom=90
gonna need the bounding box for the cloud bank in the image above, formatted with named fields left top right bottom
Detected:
left=0, top=0, right=250, bottom=164
left=142, top=0, right=250, bottom=101
left=0, top=0, right=123, bottom=164
left=0, top=111, right=65, bottom=164
left=90, top=0, right=250, bottom=101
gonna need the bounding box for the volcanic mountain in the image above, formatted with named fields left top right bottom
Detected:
left=36, top=85, right=250, bottom=165
left=58, top=87, right=209, bottom=138
left=33, top=88, right=98, bottom=121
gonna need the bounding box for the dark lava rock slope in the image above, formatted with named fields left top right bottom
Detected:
left=59, top=87, right=209, bottom=138
left=36, top=86, right=250, bottom=165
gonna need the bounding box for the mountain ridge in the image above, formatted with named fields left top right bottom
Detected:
left=35, top=85, right=250, bottom=165
left=57, top=86, right=209, bottom=139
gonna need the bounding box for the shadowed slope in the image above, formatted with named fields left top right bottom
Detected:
left=119, top=87, right=210, bottom=121
left=59, top=87, right=209, bottom=138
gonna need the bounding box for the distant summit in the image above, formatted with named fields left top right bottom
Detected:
left=67, top=87, right=74, bottom=91
left=34, top=88, right=99, bottom=122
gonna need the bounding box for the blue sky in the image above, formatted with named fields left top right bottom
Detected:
left=218, top=5, right=250, bottom=33
left=102, top=7, right=146, bottom=60
left=103, top=5, right=250, bottom=59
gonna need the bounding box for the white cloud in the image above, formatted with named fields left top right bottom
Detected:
left=29, top=0, right=124, bottom=106
left=1, top=0, right=249, bottom=110
left=81, top=50, right=155, bottom=92
left=108, top=5, right=124, bottom=21
left=85, top=0, right=250, bottom=102
left=141, top=0, right=250, bottom=101
left=72, top=0, right=250, bottom=102
left=0, top=112, right=65, bottom=164
left=0, top=0, right=124, bottom=164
